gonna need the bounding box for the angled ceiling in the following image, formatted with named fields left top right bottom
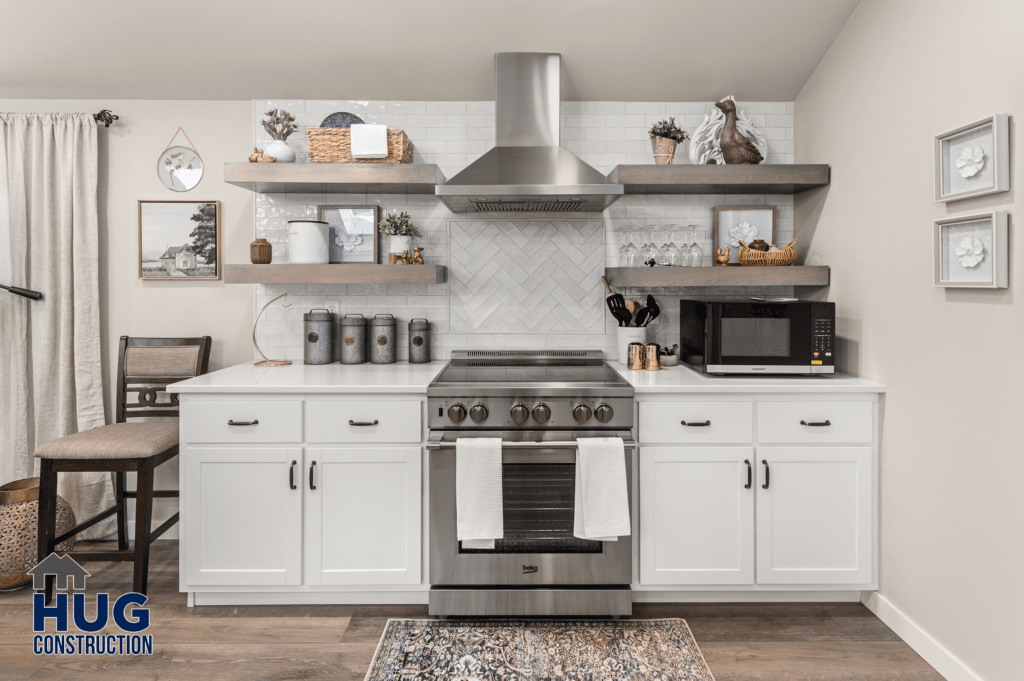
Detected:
left=0, top=0, right=860, bottom=101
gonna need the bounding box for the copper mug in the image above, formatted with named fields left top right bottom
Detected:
left=644, top=343, right=661, bottom=370
left=627, top=342, right=645, bottom=370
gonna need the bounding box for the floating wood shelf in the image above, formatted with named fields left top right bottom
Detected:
left=224, top=264, right=447, bottom=285
left=604, top=266, right=830, bottom=288
left=607, top=164, right=830, bottom=195
left=223, top=162, right=446, bottom=194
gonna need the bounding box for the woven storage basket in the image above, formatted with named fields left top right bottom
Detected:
left=306, top=128, right=414, bottom=164
left=738, top=239, right=798, bottom=266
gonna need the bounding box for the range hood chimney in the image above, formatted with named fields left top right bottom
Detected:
left=436, top=53, right=624, bottom=213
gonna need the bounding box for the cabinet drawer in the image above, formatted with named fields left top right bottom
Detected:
left=184, top=401, right=303, bottom=444
left=306, top=401, right=421, bottom=444
left=757, top=401, right=873, bottom=444
left=639, top=402, right=753, bottom=444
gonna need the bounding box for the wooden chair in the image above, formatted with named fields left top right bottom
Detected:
left=35, top=336, right=212, bottom=602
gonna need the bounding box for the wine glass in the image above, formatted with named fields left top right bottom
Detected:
left=621, top=230, right=640, bottom=267
left=677, top=227, right=694, bottom=267
left=688, top=226, right=704, bottom=267
left=659, top=226, right=680, bottom=266
left=641, top=230, right=659, bottom=266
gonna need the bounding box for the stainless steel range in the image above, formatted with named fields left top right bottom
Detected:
left=427, top=350, right=635, bottom=617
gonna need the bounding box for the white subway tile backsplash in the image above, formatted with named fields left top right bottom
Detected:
left=626, top=102, right=666, bottom=115
left=347, top=100, right=387, bottom=113
left=586, top=101, right=626, bottom=115
left=466, top=101, right=495, bottom=115
left=426, top=101, right=467, bottom=115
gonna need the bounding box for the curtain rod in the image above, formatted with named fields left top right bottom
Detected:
left=93, top=110, right=118, bottom=127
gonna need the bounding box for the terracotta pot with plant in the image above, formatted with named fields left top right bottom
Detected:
left=649, top=118, right=690, bottom=165
left=380, top=211, right=422, bottom=263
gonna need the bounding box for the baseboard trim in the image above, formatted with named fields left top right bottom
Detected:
left=634, top=590, right=861, bottom=603
left=861, top=591, right=984, bottom=681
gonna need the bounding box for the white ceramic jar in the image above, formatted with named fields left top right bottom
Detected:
left=616, top=326, right=648, bottom=365
left=287, top=220, right=330, bottom=264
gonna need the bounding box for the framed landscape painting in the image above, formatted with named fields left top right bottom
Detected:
left=138, top=201, right=220, bottom=280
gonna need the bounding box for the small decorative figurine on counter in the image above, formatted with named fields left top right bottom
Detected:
left=413, top=246, right=425, bottom=265
left=715, top=247, right=731, bottom=266
left=389, top=253, right=402, bottom=265
left=401, top=251, right=414, bottom=265
left=248, top=147, right=276, bottom=163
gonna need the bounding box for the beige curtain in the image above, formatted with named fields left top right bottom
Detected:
left=0, top=113, right=111, bottom=538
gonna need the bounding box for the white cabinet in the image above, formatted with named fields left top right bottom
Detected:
left=305, top=447, right=421, bottom=585
left=184, top=447, right=303, bottom=586
left=756, top=447, right=873, bottom=585
left=640, top=447, right=754, bottom=585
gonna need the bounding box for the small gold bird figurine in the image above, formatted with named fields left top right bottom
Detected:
left=715, top=247, right=731, bottom=266
left=715, top=100, right=764, bottom=165
left=249, top=147, right=276, bottom=163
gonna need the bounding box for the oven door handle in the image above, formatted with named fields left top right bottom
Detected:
left=426, top=440, right=637, bottom=450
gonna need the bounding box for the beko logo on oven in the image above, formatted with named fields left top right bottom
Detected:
left=522, top=565, right=538, bottom=574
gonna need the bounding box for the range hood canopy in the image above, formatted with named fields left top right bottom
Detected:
left=436, top=53, right=623, bottom=213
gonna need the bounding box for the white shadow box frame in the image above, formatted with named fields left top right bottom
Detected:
left=933, top=211, right=1007, bottom=288
left=713, top=206, right=777, bottom=264
left=934, top=114, right=1010, bottom=202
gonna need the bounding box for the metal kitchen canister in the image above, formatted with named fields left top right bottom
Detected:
left=303, top=309, right=334, bottom=365
left=339, top=314, right=367, bottom=364
left=369, top=313, right=397, bottom=364
left=287, top=220, right=330, bottom=265
left=408, top=318, right=431, bottom=364
left=627, top=342, right=646, bottom=370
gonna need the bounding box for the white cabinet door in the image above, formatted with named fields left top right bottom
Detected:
left=640, top=447, right=755, bottom=585
left=756, top=447, right=872, bottom=585
left=305, top=447, right=421, bottom=586
left=184, top=447, right=303, bottom=586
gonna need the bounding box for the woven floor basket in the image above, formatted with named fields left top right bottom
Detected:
left=306, top=128, right=414, bottom=164
left=738, top=239, right=798, bottom=266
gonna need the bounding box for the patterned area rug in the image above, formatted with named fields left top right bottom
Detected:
left=364, top=619, right=715, bottom=681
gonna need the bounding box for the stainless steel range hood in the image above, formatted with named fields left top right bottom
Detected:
left=436, top=53, right=624, bottom=213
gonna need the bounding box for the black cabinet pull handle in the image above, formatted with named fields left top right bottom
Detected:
left=348, top=420, right=379, bottom=427
left=744, top=459, right=752, bottom=489
left=681, top=420, right=711, bottom=427
left=309, top=461, right=317, bottom=490
left=228, top=419, right=259, bottom=427
left=762, top=460, right=770, bottom=489
left=289, top=460, right=297, bottom=490
left=800, top=419, right=832, bottom=427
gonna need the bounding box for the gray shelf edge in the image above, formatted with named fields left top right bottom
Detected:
left=606, top=164, right=830, bottom=195
left=223, top=162, right=446, bottom=194
left=604, top=266, right=831, bottom=288
left=223, top=263, right=447, bottom=285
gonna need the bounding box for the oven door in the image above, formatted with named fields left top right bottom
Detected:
left=706, top=301, right=812, bottom=373
left=428, top=432, right=633, bottom=587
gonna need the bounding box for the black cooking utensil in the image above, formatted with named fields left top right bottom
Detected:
left=633, top=306, right=651, bottom=328
left=643, top=294, right=660, bottom=327
left=601, top=276, right=631, bottom=326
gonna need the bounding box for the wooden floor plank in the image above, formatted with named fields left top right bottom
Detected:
left=0, top=645, right=53, bottom=681
left=685, top=615, right=853, bottom=642
left=831, top=615, right=901, bottom=641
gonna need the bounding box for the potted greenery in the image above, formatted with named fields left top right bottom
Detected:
left=648, top=118, right=690, bottom=165
left=380, top=211, right=422, bottom=261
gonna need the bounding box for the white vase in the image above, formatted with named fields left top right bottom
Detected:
left=387, top=235, right=412, bottom=256
left=287, top=220, right=329, bottom=264
left=616, top=326, right=648, bottom=365
left=263, top=140, right=296, bottom=163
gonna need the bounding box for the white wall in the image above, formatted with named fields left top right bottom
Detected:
left=794, top=1, right=1024, bottom=679
left=0, top=99, right=255, bottom=527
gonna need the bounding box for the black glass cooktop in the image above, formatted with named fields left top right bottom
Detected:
left=432, top=350, right=626, bottom=386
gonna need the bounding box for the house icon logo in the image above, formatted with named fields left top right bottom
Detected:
left=27, top=554, right=90, bottom=591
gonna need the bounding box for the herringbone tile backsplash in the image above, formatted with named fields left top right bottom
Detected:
left=449, top=221, right=605, bottom=334
left=252, top=98, right=796, bottom=361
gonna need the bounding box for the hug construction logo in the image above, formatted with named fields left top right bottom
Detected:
left=28, top=554, right=153, bottom=656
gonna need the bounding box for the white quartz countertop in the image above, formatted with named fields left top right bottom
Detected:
left=168, top=361, right=447, bottom=394
left=611, top=362, right=886, bottom=393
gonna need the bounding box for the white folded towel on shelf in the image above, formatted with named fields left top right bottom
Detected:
left=349, top=124, right=389, bottom=159
left=456, top=438, right=504, bottom=549
left=573, top=437, right=631, bottom=541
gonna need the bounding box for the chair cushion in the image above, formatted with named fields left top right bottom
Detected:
left=34, top=423, right=179, bottom=460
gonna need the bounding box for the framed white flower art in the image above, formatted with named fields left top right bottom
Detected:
left=934, top=115, right=1010, bottom=202
left=933, top=212, right=1008, bottom=288
left=713, top=206, right=777, bottom=264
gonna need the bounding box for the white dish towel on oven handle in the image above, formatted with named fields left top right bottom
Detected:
left=574, top=437, right=631, bottom=541
left=456, top=438, right=504, bottom=550
left=349, top=124, right=390, bottom=159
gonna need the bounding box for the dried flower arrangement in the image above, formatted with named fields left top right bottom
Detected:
left=261, top=109, right=297, bottom=141
left=379, top=211, right=422, bottom=237
left=648, top=117, right=690, bottom=142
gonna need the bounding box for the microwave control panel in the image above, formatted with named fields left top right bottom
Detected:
left=812, top=316, right=834, bottom=364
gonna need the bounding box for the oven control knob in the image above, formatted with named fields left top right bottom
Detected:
left=573, top=404, right=593, bottom=423
left=448, top=404, right=467, bottom=423
left=532, top=404, right=551, bottom=424
left=469, top=404, right=489, bottom=424
left=510, top=404, right=529, bottom=425
left=595, top=403, right=614, bottom=423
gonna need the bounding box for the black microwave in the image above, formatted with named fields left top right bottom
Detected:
left=680, top=298, right=835, bottom=375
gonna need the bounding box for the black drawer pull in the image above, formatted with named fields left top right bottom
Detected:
left=744, top=459, right=752, bottom=489
left=348, top=420, right=380, bottom=427
left=762, top=460, right=770, bottom=489
left=681, top=420, right=711, bottom=427
left=800, top=419, right=832, bottom=427
left=289, top=460, right=297, bottom=490
left=309, top=461, right=317, bottom=491
left=228, top=419, right=259, bottom=427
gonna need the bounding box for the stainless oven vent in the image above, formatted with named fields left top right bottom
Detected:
left=470, top=199, right=586, bottom=213
left=460, top=350, right=594, bottom=359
